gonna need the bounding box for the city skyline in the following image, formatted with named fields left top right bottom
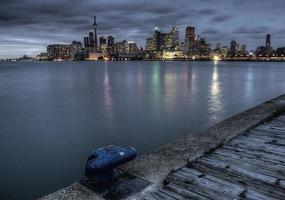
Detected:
left=1, top=0, right=285, bottom=59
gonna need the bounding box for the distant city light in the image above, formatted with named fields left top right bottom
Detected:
left=28, top=15, right=285, bottom=62
left=213, top=55, right=220, bottom=61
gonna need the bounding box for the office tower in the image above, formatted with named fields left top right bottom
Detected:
left=128, top=41, right=138, bottom=55
left=93, top=16, right=98, bottom=48
left=241, top=44, right=246, bottom=55
left=146, top=37, right=156, bottom=52
left=107, top=36, right=114, bottom=46
left=185, top=27, right=195, bottom=54
left=171, top=26, right=179, bottom=50
left=99, top=36, right=106, bottom=45
left=229, top=40, right=237, bottom=57
left=266, top=34, right=271, bottom=49
left=47, top=44, right=70, bottom=60
left=98, top=36, right=107, bottom=54
left=69, top=41, right=83, bottom=56
left=84, top=37, right=89, bottom=48
left=154, top=30, right=163, bottom=51
left=107, top=36, right=115, bottom=56
left=89, top=31, right=94, bottom=47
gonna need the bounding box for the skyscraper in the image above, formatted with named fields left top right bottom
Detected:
left=89, top=31, right=94, bottom=47
left=229, top=40, right=237, bottom=57
left=99, top=36, right=106, bottom=45
left=93, top=16, right=98, bottom=49
left=107, top=36, right=114, bottom=47
left=266, top=34, right=271, bottom=49
left=84, top=37, right=89, bottom=48
left=185, top=27, right=195, bottom=54
left=171, top=26, right=179, bottom=50
left=107, top=36, right=115, bottom=55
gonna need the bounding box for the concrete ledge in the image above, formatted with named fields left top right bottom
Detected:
left=40, top=94, right=285, bottom=200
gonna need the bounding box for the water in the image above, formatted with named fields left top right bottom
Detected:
left=0, top=61, right=285, bottom=199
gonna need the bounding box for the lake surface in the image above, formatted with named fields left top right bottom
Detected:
left=1, top=61, right=285, bottom=199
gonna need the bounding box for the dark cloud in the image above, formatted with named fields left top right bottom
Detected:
left=0, top=0, right=285, bottom=58
left=211, top=15, right=233, bottom=23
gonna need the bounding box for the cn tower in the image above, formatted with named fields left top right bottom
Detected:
left=93, top=16, right=98, bottom=48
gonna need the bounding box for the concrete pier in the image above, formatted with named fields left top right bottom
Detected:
left=40, top=94, right=285, bottom=200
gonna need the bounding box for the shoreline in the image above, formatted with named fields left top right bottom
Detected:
left=2, top=59, right=285, bottom=63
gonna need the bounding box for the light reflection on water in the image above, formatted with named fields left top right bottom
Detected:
left=1, top=61, right=285, bottom=200
left=208, top=65, right=223, bottom=123
left=103, top=63, right=113, bottom=127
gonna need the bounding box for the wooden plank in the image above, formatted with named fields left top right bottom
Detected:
left=273, top=115, right=285, bottom=121
left=246, top=134, right=285, bottom=146
left=228, top=137, right=285, bottom=155
left=148, top=191, right=177, bottom=200
left=248, top=129, right=285, bottom=141
left=222, top=145, right=285, bottom=165
left=253, top=127, right=285, bottom=137
left=168, top=173, right=236, bottom=200
left=265, top=120, right=285, bottom=127
left=257, top=124, right=285, bottom=132
left=158, top=188, right=187, bottom=200
left=225, top=141, right=284, bottom=159
left=206, top=152, right=285, bottom=180
left=165, top=183, right=210, bottom=200
left=198, top=157, right=279, bottom=186
left=234, top=134, right=285, bottom=147
left=191, top=162, right=285, bottom=200
left=179, top=167, right=246, bottom=195
left=174, top=168, right=246, bottom=198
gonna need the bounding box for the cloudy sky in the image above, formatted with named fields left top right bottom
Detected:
left=1, top=0, right=285, bottom=58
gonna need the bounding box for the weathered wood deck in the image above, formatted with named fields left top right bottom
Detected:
left=147, top=114, right=285, bottom=200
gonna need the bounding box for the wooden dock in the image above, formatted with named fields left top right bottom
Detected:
left=147, top=114, right=285, bottom=200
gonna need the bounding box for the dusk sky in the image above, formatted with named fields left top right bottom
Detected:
left=1, top=0, right=285, bottom=58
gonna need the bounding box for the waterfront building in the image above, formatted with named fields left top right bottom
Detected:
left=87, top=52, right=105, bottom=61
left=255, top=34, right=274, bottom=57
left=107, top=36, right=115, bottom=55
left=99, top=36, right=108, bottom=53
left=193, top=36, right=211, bottom=57
left=36, top=53, right=48, bottom=61
left=228, top=40, right=237, bottom=57
left=89, top=31, right=94, bottom=48
left=84, top=37, right=90, bottom=48
left=128, top=41, right=138, bottom=56
left=99, top=36, right=107, bottom=45
left=153, top=30, right=163, bottom=51
left=74, top=51, right=89, bottom=61
left=69, top=41, right=83, bottom=57
left=47, top=44, right=71, bottom=60
left=171, top=26, right=180, bottom=50
left=184, top=26, right=195, bottom=55
left=276, top=47, right=285, bottom=57
left=162, top=50, right=184, bottom=60
left=114, top=42, right=125, bottom=55
left=241, top=44, right=247, bottom=55
left=146, top=26, right=180, bottom=54
left=146, top=37, right=157, bottom=52
left=266, top=34, right=271, bottom=49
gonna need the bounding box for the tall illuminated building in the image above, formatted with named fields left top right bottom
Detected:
left=171, top=26, right=179, bottom=50
left=84, top=37, right=89, bottom=48
left=185, top=27, right=195, bottom=54
left=266, top=34, right=271, bottom=49
left=93, top=16, right=98, bottom=49
left=89, top=31, right=94, bottom=48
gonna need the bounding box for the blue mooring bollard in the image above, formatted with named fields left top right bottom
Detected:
left=85, top=145, right=136, bottom=184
